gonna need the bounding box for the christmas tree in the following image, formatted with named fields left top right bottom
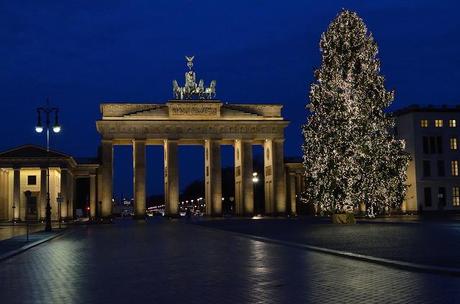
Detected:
left=301, top=10, right=409, bottom=216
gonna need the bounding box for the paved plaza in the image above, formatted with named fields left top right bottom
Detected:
left=0, top=224, right=46, bottom=242
left=196, top=217, right=460, bottom=269
left=1, top=218, right=460, bottom=303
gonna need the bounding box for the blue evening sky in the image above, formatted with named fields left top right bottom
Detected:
left=0, top=0, right=459, bottom=198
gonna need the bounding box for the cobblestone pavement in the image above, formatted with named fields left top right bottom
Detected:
left=0, top=223, right=69, bottom=242
left=196, top=217, right=460, bottom=269
left=1, top=218, right=460, bottom=304
left=0, top=230, right=64, bottom=260
left=0, top=224, right=46, bottom=242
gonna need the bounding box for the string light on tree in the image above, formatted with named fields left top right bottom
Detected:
left=301, top=10, right=409, bottom=216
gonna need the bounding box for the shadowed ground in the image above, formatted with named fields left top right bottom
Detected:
left=0, top=218, right=459, bottom=303
left=195, top=217, right=460, bottom=268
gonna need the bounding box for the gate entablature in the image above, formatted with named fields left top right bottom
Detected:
left=96, top=101, right=288, bottom=142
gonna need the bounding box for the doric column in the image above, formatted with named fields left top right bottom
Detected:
left=234, top=140, right=253, bottom=216
left=295, top=173, right=303, bottom=195
left=264, top=139, right=286, bottom=215
left=60, top=169, right=69, bottom=220
left=288, top=172, right=297, bottom=215
left=401, top=201, right=407, bottom=213
left=0, top=168, right=4, bottom=220
left=204, top=139, right=222, bottom=216
left=13, top=169, right=20, bottom=221
left=133, top=139, right=146, bottom=218
left=67, top=172, right=75, bottom=219
left=359, top=202, right=366, bottom=214
left=273, top=139, right=286, bottom=214
left=264, top=140, right=274, bottom=214
left=164, top=140, right=179, bottom=216
left=101, top=140, right=113, bottom=218
left=89, top=174, right=97, bottom=218
left=96, top=168, right=102, bottom=217
left=0, top=171, right=6, bottom=220
left=39, top=168, right=47, bottom=221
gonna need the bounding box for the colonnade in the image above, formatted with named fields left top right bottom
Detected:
left=285, top=163, right=307, bottom=215
left=99, top=138, right=286, bottom=218
left=0, top=167, right=75, bottom=221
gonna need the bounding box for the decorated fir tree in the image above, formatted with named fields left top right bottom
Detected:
left=301, top=10, right=409, bottom=216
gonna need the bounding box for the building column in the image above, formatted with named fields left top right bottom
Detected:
left=288, top=172, right=297, bottom=215
left=164, top=140, right=179, bottom=216
left=133, top=139, right=146, bottom=219
left=401, top=201, right=407, bottom=213
left=205, top=139, right=222, bottom=216
left=101, top=140, right=113, bottom=218
left=60, top=169, right=69, bottom=220
left=39, top=168, right=47, bottom=221
left=96, top=168, right=103, bottom=217
left=264, top=140, right=274, bottom=214
left=13, top=169, right=20, bottom=221
left=66, top=172, right=75, bottom=219
left=89, top=174, right=97, bottom=218
left=264, top=139, right=286, bottom=215
left=0, top=171, right=6, bottom=220
left=234, top=140, right=253, bottom=216
left=359, top=202, right=367, bottom=214
left=2, top=170, right=10, bottom=220
left=273, top=139, right=286, bottom=214
left=295, top=173, right=303, bottom=195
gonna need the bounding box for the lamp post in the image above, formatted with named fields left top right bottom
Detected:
left=35, top=102, right=61, bottom=232
left=57, top=193, right=63, bottom=229
left=12, top=205, right=16, bottom=226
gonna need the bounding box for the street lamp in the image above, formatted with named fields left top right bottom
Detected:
left=252, top=172, right=259, bottom=183
left=35, top=101, right=61, bottom=232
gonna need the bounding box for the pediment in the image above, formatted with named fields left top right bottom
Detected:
left=123, top=106, right=168, bottom=118
left=0, top=145, right=71, bottom=159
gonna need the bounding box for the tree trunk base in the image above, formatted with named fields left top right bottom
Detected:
left=331, top=213, right=356, bottom=224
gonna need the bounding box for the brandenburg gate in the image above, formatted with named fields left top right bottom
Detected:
left=96, top=57, right=289, bottom=218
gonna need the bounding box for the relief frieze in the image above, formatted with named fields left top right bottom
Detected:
left=168, top=102, right=221, bottom=119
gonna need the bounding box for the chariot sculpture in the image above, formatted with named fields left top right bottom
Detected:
left=172, top=56, right=216, bottom=100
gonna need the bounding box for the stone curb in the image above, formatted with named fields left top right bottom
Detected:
left=0, top=230, right=67, bottom=263
left=192, top=223, right=460, bottom=276
left=357, top=219, right=421, bottom=225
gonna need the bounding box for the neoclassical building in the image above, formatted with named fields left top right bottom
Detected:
left=96, top=101, right=290, bottom=218
left=0, top=145, right=98, bottom=221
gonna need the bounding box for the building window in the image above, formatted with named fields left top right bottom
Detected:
left=420, top=120, right=428, bottom=128
left=437, top=160, right=445, bottom=176
left=452, top=160, right=459, bottom=176
left=422, top=137, right=429, bottom=154
left=449, top=120, right=457, bottom=128
left=437, top=136, right=443, bottom=154
left=424, top=187, right=432, bottom=207
left=438, top=187, right=446, bottom=208
left=424, top=136, right=443, bottom=154
left=430, top=137, right=436, bottom=154
left=423, top=160, right=431, bottom=177
left=451, top=138, right=458, bottom=150
left=435, top=120, right=443, bottom=128
left=27, top=175, right=37, bottom=185
left=453, top=187, right=460, bottom=206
